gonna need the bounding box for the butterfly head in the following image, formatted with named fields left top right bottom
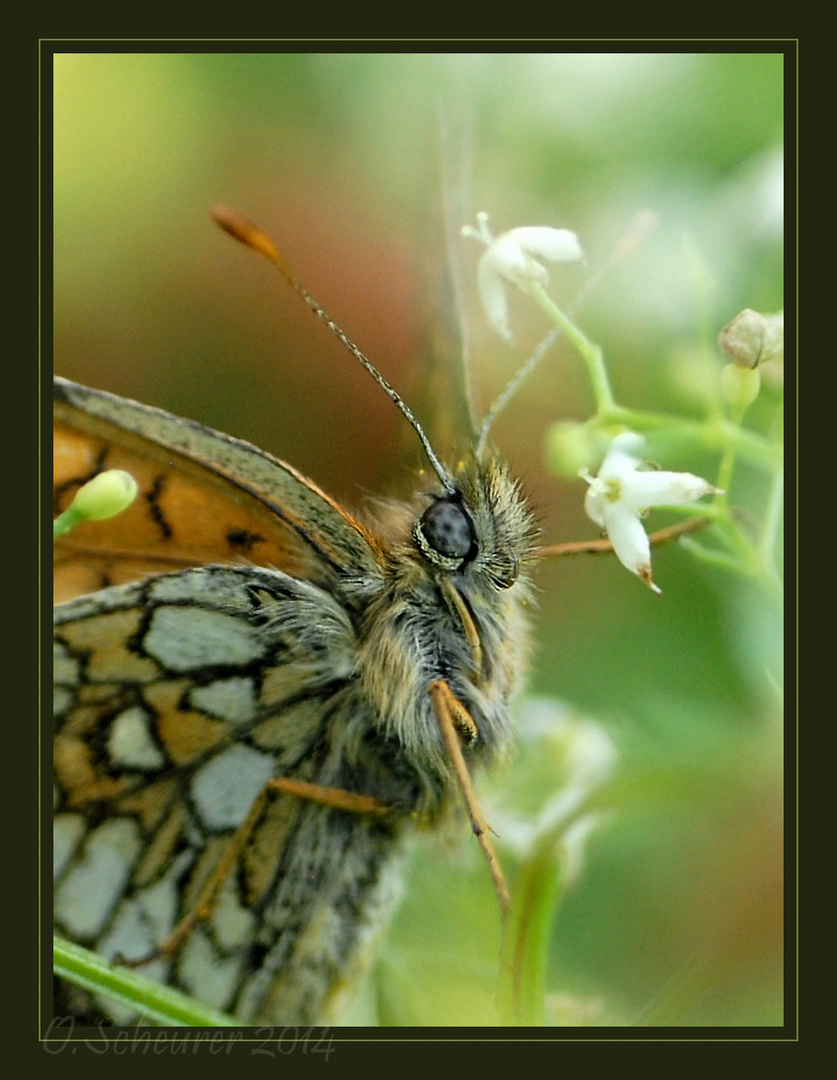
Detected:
left=368, top=451, right=537, bottom=793
left=412, top=452, right=536, bottom=594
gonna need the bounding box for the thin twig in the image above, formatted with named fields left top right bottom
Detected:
left=538, top=516, right=709, bottom=559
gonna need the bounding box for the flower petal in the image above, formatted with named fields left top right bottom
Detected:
left=601, top=499, right=654, bottom=584
left=483, top=232, right=549, bottom=288
left=477, top=254, right=513, bottom=340
left=582, top=430, right=718, bottom=592
left=619, top=470, right=720, bottom=513
left=465, top=214, right=583, bottom=342
left=507, top=225, right=583, bottom=264
left=596, top=432, right=645, bottom=478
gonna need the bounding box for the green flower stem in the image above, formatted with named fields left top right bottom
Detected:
left=497, top=839, right=565, bottom=1026
left=714, top=388, right=758, bottom=510
left=679, top=534, right=758, bottom=575
left=527, top=282, right=780, bottom=475
left=53, top=508, right=82, bottom=539
left=593, top=408, right=782, bottom=470
left=714, top=447, right=737, bottom=512
left=528, top=282, right=616, bottom=413
left=680, top=518, right=782, bottom=600
left=759, top=464, right=784, bottom=568
left=757, top=403, right=784, bottom=570
left=53, top=936, right=237, bottom=1027
left=518, top=248, right=782, bottom=598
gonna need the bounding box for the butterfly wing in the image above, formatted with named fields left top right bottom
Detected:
left=54, top=377, right=383, bottom=602
left=53, top=378, right=403, bottom=1022
left=54, top=564, right=407, bottom=1024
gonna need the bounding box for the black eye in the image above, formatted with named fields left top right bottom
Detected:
left=418, top=499, right=475, bottom=561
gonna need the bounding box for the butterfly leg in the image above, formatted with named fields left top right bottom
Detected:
left=429, top=679, right=510, bottom=918
left=121, top=782, right=275, bottom=967
left=267, top=776, right=393, bottom=816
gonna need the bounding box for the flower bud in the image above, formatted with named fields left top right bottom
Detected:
left=718, top=308, right=784, bottom=368
left=54, top=469, right=139, bottom=538
left=721, top=362, right=761, bottom=411
left=70, top=470, right=139, bottom=521
left=545, top=421, right=599, bottom=477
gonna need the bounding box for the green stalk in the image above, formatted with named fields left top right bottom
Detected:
left=528, top=282, right=616, bottom=413
left=497, top=840, right=565, bottom=1026
left=53, top=937, right=237, bottom=1027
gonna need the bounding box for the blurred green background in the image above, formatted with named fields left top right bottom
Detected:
left=52, top=51, right=785, bottom=1028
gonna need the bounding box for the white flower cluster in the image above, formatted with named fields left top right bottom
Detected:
left=465, top=212, right=721, bottom=592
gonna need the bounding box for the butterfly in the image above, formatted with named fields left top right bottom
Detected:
left=53, top=207, right=541, bottom=1026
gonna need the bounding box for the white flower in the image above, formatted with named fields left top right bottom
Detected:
left=491, top=698, right=617, bottom=885
left=462, top=211, right=583, bottom=341
left=582, top=433, right=720, bottom=594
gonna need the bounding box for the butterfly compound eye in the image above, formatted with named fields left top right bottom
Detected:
left=415, top=498, right=476, bottom=568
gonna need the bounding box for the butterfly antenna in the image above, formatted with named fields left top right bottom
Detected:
left=212, top=205, right=455, bottom=494
left=476, top=329, right=558, bottom=457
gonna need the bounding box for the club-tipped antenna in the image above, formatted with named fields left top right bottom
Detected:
left=212, top=205, right=456, bottom=494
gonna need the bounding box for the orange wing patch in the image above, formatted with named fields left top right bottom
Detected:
left=54, top=419, right=317, bottom=603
